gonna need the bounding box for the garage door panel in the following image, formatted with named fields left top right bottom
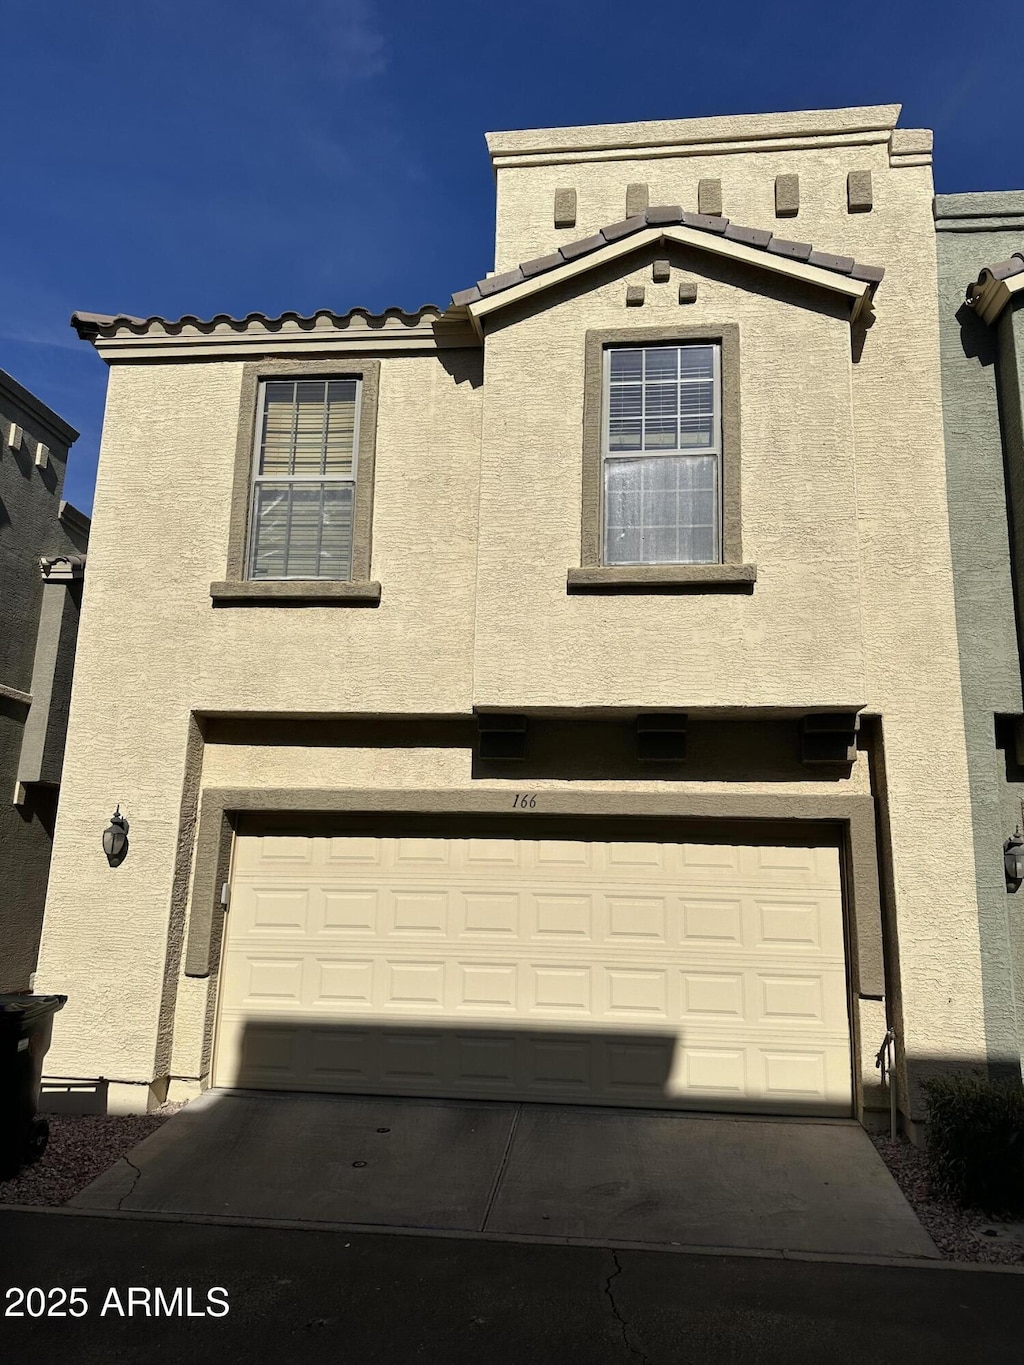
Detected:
left=307, top=1028, right=376, bottom=1083
left=325, top=835, right=383, bottom=865
left=321, top=891, right=378, bottom=935
left=530, top=964, right=593, bottom=1014
left=679, top=897, right=744, bottom=944
left=680, top=971, right=745, bottom=1019
left=531, top=893, right=594, bottom=939
left=216, top=832, right=851, bottom=1114
left=389, top=890, right=449, bottom=936
left=459, top=892, right=520, bottom=936
left=607, top=896, right=668, bottom=942
left=316, top=958, right=375, bottom=1007
left=457, top=962, right=519, bottom=1011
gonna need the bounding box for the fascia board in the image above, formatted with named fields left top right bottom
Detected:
left=466, top=226, right=870, bottom=331
left=88, top=323, right=480, bottom=362
left=661, top=227, right=868, bottom=306
left=468, top=228, right=663, bottom=326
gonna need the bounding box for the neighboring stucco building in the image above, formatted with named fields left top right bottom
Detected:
left=34, top=103, right=1012, bottom=1136
left=0, top=367, right=89, bottom=992
left=936, top=192, right=1024, bottom=1074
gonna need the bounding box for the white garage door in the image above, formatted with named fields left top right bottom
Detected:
left=214, top=828, right=851, bottom=1114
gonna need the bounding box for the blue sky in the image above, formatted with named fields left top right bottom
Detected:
left=3, top=0, right=1021, bottom=513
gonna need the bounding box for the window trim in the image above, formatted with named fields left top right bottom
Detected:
left=572, top=324, right=754, bottom=592
left=212, top=357, right=381, bottom=606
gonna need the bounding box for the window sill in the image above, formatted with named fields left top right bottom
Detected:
left=567, top=564, right=757, bottom=594
left=209, top=580, right=381, bottom=607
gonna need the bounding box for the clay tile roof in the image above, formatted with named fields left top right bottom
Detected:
left=450, top=206, right=884, bottom=307
left=70, top=304, right=445, bottom=340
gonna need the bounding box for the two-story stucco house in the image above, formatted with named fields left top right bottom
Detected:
left=34, top=103, right=1017, bottom=1136
left=935, top=192, right=1024, bottom=1077
left=0, top=367, right=89, bottom=993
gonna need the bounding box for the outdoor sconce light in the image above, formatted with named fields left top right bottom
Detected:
left=1004, top=827, right=1024, bottom=893
left=102, top=806, right=130, bottom=868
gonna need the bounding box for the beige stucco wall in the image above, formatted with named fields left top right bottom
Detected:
left=476, top=146, right=996, bottom=1085
left=473, top=253, right=863, bottom=709
left=35, top=353, right=482, bottom=1085
left=491, top=136, right=897, bottom=277
left=34, top=105, right=1005, bottom=1115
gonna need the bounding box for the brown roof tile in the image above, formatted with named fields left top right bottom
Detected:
left=71, top=304, right=445, bottom=340
left=449, top=210, right=883, bottom=307
left=976, top=253, right=1024, bottom=286
left=724, top=223, right=773, bottom=248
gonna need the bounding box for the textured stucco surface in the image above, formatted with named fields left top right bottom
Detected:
left=482, top=150, right=989, bottom=1097
left=36, top=350, right=483, bottom=1081
left=0, top=376, right=83, bottom=992
left=936, top=195, right=1024, bottom=1072
left=492, top=138, right=899, bottom=277
left=474, top=251, right=854, bottom=711
left=34, top=109, right=1000, bottom=1122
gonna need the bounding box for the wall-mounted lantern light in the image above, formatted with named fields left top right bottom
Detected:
left=102, top=806, right=130, bottom=867
left=1004, top=827, right=1024, bottom=893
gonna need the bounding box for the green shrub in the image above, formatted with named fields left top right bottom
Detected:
left=922, top=1073, right=1024, bottom=1213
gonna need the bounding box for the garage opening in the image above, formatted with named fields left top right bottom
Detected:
left=213, top=816, right=852, bottom=1115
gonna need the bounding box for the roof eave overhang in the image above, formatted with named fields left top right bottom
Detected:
left=70, top=311, right=480, bottom=361
left=461, top=225, right=873, bottom=337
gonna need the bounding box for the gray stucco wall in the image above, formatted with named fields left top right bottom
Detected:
left=0, top=368, right=84, bottom=991
left=935, top=192, right=1024, bottom=1074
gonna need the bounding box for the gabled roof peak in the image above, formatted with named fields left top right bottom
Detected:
left=451, top=206, right=884, bottom=311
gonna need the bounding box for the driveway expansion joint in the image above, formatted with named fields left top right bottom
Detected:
left=604, top=1250, right=651, bottom=1365
left=479, top=1104, right=522, bottom=1233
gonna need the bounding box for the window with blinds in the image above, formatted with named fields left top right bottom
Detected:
left=247, top=378, right=360, bottom=580
left=603, top=343, right=722, bottom=565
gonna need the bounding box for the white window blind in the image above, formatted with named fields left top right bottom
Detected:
left=247, top=378, right=359, bottom=580
left=603, top=344, right=721, bottom=565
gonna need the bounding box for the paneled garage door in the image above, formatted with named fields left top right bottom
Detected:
left=213, top=828, right=852, bottom=1114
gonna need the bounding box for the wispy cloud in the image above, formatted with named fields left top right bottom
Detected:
left=0, top=328, right=82, bottom=353
left=236, top=0, right=388, bottom=88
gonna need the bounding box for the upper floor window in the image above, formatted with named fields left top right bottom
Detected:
left=247, top=378, right=360, bottom=580
left=603, top=343, right=721, bottom=565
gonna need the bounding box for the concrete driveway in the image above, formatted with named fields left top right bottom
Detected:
left=70, top=1090, right=938, bottom=1259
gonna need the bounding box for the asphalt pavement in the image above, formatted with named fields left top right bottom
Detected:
left=0, top=1208, right=1019, bottom=1364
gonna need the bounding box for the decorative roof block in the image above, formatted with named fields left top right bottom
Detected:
left=40, top=553, right=86, bottom=581
left=966, top=252, right=1024, bottom=325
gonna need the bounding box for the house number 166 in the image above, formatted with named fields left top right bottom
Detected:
left=512, top=793, right=537, bottom=809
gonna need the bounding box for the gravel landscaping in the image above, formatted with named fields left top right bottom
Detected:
left=0, top=1107, right=180, bottom=1208
left=871, top=1134, right=1024, bottom=1265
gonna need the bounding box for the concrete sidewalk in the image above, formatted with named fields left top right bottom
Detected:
left=69, top=1090, right=938, bottom=1259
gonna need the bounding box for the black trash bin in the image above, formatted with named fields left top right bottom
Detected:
left=0, top=994, right=67, bottom=1179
